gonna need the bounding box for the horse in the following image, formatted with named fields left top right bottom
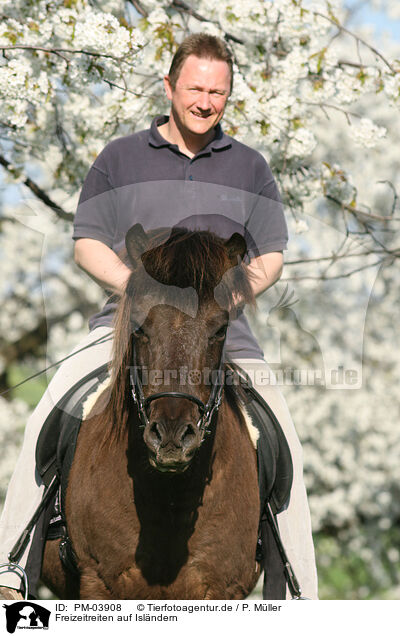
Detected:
left=41, top=223, right=261, bottom=599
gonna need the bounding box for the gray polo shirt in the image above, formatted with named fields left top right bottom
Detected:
left=73, top=115, right=288, bottom=360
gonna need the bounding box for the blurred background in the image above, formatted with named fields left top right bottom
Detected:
left=0, top=0, right=399, bottom=599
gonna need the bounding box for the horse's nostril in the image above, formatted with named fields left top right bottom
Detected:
left=150, top=422, right=162, bottom=442
left=180, top=424, right=196, bottom=446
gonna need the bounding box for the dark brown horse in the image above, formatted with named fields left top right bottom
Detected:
left=41, top=224, right=260, bottom=599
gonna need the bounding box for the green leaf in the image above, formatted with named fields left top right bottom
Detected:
left=258, top=119, right=270, bottom=135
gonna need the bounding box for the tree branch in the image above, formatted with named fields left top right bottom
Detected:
left=313, top=10, right=396, bottom=73
left=169, top=0, right=245, bottom=44
left=0, top=45, right=138, bottom=67
left=326, top=194, right=397, bottom=222
left=284, top=249, right=399, bottom=266
left=0, top=154, right=74, bottom=222
left=282, top=256, right=387, bottom=282
left=302, top=100, right=363, bottom=123
left=0, top=300, right=100, bottom=374
left=126, top=0, right=148, bottom=17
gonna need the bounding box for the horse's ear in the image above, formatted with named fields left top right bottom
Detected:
left=125, top=223, right=150, bottom=267
left=224, top=232, right=247, bottom=265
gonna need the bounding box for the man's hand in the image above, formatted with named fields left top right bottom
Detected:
left=74, top=238, right=131, bottom=296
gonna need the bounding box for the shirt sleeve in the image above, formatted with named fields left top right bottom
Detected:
left=72, top=148, right=117, bottom=248
left=245, top=156, right=288, bottom=258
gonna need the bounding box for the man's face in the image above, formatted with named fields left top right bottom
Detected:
left=164, top=55, right=231, bottom=138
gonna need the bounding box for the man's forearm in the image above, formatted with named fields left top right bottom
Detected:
left=247, top=252, right=283, bottom=297
left=74, top=238, right=131, bottom=296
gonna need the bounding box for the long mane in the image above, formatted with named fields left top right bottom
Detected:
left=100, top=228, right=255, bottom=442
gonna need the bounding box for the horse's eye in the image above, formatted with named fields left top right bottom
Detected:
left=134, top=327, right=149, bottom=342
left=211, top=325, right=228, bottom=341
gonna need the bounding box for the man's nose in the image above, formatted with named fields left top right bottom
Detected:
left=197, top=91, right=211, bottom=110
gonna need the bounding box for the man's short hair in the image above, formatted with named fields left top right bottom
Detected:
left=168, top=33, right=234, bottom=93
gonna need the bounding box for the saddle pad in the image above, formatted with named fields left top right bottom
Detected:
left=225, top=362, right=293, bottom=515
left=36, top=363, right=110, bottom=488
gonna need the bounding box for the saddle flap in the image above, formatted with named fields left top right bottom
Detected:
left=226, top=363, right=293, bottom=515
left=245, top=397, right=292, bottom=514
left=35, top=364, right=110, bottom=487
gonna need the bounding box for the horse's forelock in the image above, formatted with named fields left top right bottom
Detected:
left=141, top=230, right=252, bottom=301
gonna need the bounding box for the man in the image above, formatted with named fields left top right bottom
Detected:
left=0, top=34, right=318, bottom=599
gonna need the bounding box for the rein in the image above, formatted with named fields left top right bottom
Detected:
left=129, top=341, right=225, bottom=435
left=0, top=332, right=114, bottom=398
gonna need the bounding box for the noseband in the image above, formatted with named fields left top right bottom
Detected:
left=129, top=342, right=225, bottom=436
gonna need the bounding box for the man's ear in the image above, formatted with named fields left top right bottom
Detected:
left=125, top=223, right=150, bottom=268
left=163, top=75, right=173, bottom=101
left=224, top=232, right=247, bottom=266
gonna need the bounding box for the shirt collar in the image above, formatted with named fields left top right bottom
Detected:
left=148, top=115, right=232, bottom=153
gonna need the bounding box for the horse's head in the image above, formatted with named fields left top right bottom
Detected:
left=131, top=300, right=227, bottom=473
left=111, top=223, right=254, bottom=473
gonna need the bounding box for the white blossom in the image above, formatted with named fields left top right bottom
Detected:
left=287, top=128, right=317, bottom=158
left=295, top=219, right=310, bottom=234
left=348, top=117, right=387, bottom=148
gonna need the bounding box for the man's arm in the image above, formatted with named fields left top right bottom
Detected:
left=246, top=252, right=283, bottom=297
left=74, top=238, right=131, bottom=296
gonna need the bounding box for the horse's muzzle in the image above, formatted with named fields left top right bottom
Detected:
left=143, top=411, right=202, bottom=472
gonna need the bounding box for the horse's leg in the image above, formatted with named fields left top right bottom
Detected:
left=41, top=539, right=79, bottom=599
left=78, top=568, right=114, bottom=600
left=184, top=570, right=259, bottom=601
left=42, top=539, right=112, bottom=599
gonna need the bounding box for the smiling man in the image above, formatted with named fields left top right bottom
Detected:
left=160, top=54, right=231, bottom=156
left=0, top=34, right=318, bottom=600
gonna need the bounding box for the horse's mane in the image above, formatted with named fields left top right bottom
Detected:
left=100, top=228, right=255, bottom=443
left=143, top=228, right=241, bottom=292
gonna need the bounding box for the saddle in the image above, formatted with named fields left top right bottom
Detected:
left=36, top=363, right=110, bottom=491
left=27, top=363, right=293, bottom=598
left=225, top=363, right=293, bottom=517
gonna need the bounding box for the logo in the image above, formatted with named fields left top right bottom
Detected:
left=3, top=602, right=50, bottom=633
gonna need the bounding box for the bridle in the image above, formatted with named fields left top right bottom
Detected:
left=129, top=339, right=225, bottom=436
